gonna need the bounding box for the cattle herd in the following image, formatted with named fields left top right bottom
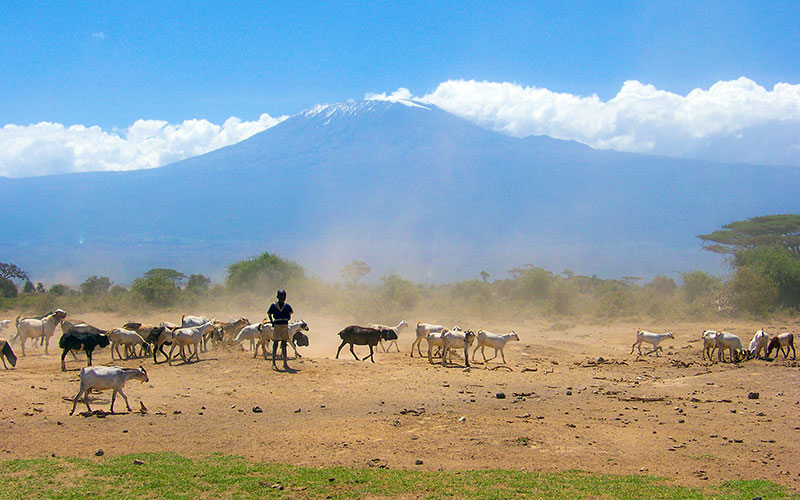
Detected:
left=0, top=309, right=796, bottom=415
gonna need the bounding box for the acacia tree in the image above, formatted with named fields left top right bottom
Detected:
left=698, top=214, right=800, bottom=256
left=144, top=268, right=187, bottom=286
left=0, top=263, right=29, bottom=283
left=341, top=260, right=371, bottom=286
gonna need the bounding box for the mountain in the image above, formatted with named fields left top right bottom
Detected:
left=1, top=99, right=799, bottom=283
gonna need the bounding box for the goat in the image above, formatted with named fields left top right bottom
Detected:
left=61, top=319, right=105, bottom=336
left=234, top=322, right=263, bottom=351
left=336, top=325, right=397, bottom=363
left=181, top=315, right=215, bottom=352
left=715, top=331, right=744, bottom=363
left=168, top=322, right=217, bottom=364
left=368, top=320, right=408, bottom=352
left=124, top=322, right=167, bottom=356
left=59, top=330, right=110, bottom=371
left=471, top=330, right=520, bottom=364
left=143, top=326, right=173, bottom=363
left=630, top=329, right=674, bottom=356
left=412, top=322, right=446, bottom=357
left=214, top=317, right=250, bottom=345
left=0, top=339, right=17, bottom=369
left=441, top=329, right=476, bottom=367
left=747, top=329, right=770, bottom=360
left=767, top=332, right=795, bottom=360
left=108, top=328, right=147, bottom=360
left=701, top=330, right=718, bottom=360
left=14, top=309, right=67, bottom=355
left=254, top=320, right=310, bottom=360
left=70, top=365, right=149, bottom=415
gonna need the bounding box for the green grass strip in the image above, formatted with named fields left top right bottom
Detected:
left=0, top=452, right=796, bottom=500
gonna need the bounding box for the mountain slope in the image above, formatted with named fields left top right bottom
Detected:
left=1, top=99, right=798, bottom=282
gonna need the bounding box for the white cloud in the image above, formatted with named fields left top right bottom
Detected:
left=0, top=113, right=286, bottom=177
left=416, top=78, right=800, bottom=166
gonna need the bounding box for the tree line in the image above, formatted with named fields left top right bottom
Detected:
left=2, top=214, right=798, bottom=321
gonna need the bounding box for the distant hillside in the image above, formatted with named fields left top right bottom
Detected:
left=2, top=99, right=799, bottom=284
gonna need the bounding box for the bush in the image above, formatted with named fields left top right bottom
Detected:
left=726, top=266, right=779, bottom=317
left=80, top=276, right=111, bottom=296
left=734, top=246, right=800, bottom=308
left=130, top=274, right=180, bottom=307
left=0, top=278, right=18, bottom=298
left=645, top=275, right=677, bottom=296
left=681, top=271, right=719, bottom=304
left=226, top=252, right=305, bottom=294
left=596, top=282, right=635, bottom=318
left=380, top=274, right=419, bottom=311
left=49, top=284, right=70, bottom=296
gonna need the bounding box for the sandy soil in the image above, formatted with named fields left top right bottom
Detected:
left=1, top=309, right=800, bottom=490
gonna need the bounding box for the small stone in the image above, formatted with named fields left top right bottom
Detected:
left=566, top=390, right=572, bottom=396
left=748, top=392, right=760, bottom=400
left=597, top=357, right=605, bottom=364
left=640, top=467, right=648, bottom=472
left=678, top=419, right=685, bottom=423
left=415, top=459, right=424, bottom=465
left=173, top=410, right=182, bottom=415
left=495, top=392, right=506, bottom=399
left=122, top=429, right=128, bottom=433
left=133, top=459, right=144, bottom=465
left=458, top=416, right=467, bottom=423
left=94, top=449, right=104, bottom=456
left=56, top=421, right=63, bottom=426
left=252, top=406, right=263, bottom=413
left=294, top=408, right=301, bottom=413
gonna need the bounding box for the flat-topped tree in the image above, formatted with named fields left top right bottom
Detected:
left=0, top=263, right=28, bottom=283
left=698, top=214, right=800, bottom=257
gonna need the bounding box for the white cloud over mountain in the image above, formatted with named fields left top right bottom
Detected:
left=0, top=113, right=286, bottom=177
left=1, top=77, right=798, bottom=178
left=418, top=78, right=800, bottom=167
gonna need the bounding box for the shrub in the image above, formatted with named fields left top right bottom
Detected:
left=681, top=271, right=719, bottom=304
left=0, top=278, right=18, bottom=298
left=80, top=276, right=111, bottom=296
left=725, top=266, right=779, bottom=317
left=130, top=274, right=180, bottom=307
left=226, top=252, right=305, bottom=294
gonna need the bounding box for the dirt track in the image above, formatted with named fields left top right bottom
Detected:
left=1, top=310, right=800, bottom=489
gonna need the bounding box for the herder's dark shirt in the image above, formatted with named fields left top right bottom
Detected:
left=267, top=302, right=293, bottom=325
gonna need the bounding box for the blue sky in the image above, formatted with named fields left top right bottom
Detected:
left=1, top=1, right=799, bottom=176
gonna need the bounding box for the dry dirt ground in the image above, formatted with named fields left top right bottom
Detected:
left=1, top=310, right=800, bottom=490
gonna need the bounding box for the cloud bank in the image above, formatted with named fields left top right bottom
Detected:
left=416, top=78, right=800, bottom=167
left=2, top=77, right=798, bottom=178
left=0, top=113, right=286, bottom=177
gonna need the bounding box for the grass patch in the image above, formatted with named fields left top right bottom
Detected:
left=0, top=453, right=797, bottom=500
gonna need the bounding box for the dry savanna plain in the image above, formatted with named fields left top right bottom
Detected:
left=2, top=309, right=800, bottom=493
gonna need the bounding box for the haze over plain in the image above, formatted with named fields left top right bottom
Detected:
left=1, top=2, right=798, bottom=283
